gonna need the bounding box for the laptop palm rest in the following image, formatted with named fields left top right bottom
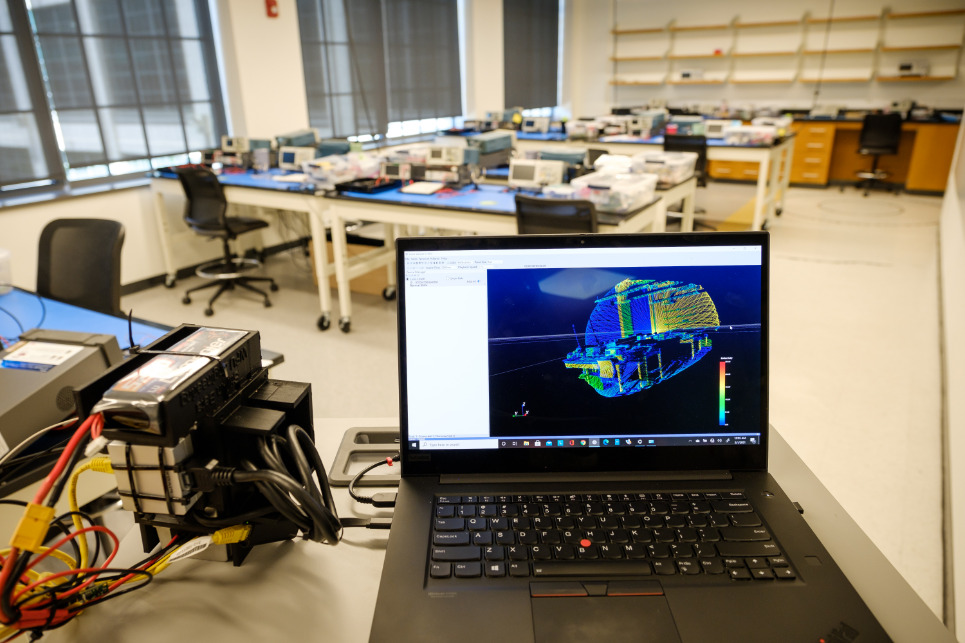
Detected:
left=531, top=583, right=681, bottom=643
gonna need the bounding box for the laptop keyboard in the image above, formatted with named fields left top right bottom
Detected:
left=429, top=492, right=796, bottom=582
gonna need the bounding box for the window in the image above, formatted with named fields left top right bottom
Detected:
left=297, top=0, right=462, bottom=140
left=503, top=0, right=559, bottom=111
left=1, top=0, right=226, bottom=193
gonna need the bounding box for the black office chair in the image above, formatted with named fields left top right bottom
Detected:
left=856, top=113, right=903, bottom=196
left=175, top=167, right=278, bottom=316
left=662, top=134, right=715, bottom=230
left=37, top=218, right=125, bottom=316
left=515, top=194, right=598, bottom=234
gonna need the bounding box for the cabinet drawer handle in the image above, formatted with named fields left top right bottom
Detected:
left=806, top=142, right=825, bottom=149
left=805, top=158, right=823, bottom=164
left=810, top=127, right=827, bottom=133
left=803, top=172, right=820, bottom=178
left=716, top=168, right=732, bottom=174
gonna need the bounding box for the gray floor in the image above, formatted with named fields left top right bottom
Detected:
left=123, top=182, right=945, bottom=617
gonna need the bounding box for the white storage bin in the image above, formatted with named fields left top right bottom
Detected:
left=593, top=154, right=636, bottom=174
left=543, top=185, right=577, bottom=199
left=723, top=125, right=777, bottom=146
left=570, top=171, right=658, bottom=214
left=634, top=151, right=698, bottom=186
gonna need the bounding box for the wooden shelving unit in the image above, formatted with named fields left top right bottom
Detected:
left=734, top=19, right=802, bottom=29
left=877, top=75, right=957, bottom=82
left=879, top=44, right=961, bottom=52
left=887, top=9, right=965, bottom=20
left=609, top=7, right=963, bottom=89
left=802, top=48, right=875, bottom=55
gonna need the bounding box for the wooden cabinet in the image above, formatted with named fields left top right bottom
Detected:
left=707, top=160, right=760, bottom=180
left=789, top=122, right=836, bottom=185
left=905, top=123, right=960, bottom=192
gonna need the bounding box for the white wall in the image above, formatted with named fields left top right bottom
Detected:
left=217, top=0, right=309, bottom=137
left=463, top=0, right=505, bottom=118
left=942, top=106, right=965, bottom=634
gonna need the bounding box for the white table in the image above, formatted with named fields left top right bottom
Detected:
left=514, top=135, right=796, bottom=231
left=48, top=417, right=953, bottom=643
left=149, top=176, right=337, bottom=330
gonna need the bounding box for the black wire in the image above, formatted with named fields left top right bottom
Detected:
left=348, top=455, right=398, bottom=504
left=285, top=425, right=322, bottom=506
left=192, top=505, right=273, bottom=529
left=290, top=425, right=337, bottom=518
left=233, top=465, right=341, bottom=544
left=0, top=448, right=68, bottom=486
left=0, top=306, right=24, bottom=336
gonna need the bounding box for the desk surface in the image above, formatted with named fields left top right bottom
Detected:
left=0, top=288, right=169, bottom=351
left=325, top=182, right=671, bottom=226
left=47, top=417, right=954, bottom=643
left=154, top=168, right=321, bottom=194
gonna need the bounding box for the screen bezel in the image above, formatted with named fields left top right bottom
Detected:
left=397, top=232, right=769, bottom=476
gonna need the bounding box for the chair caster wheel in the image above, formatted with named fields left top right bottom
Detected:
left=165, top=275, right=177, bottom=288
left=264, top=299, right=272, bottom=308
left=270, top=283, right=279, bottom=292
left=338, top=317, right=351, bottom=333
left=318, top=314, right=331, bottom=331
left=382, top=286, right=397, bottom=301
left=182, top=296, right=191, bottom=305
left=204, top=308, right=214, bottom=316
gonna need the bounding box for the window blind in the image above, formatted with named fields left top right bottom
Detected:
left=503, top=0, right=558, bottom=110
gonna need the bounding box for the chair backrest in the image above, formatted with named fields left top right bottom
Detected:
left=663, top=134, right=708, bottom=187
left=859, top=113, right=903, bottom=155
left=515, top=194, right=599, bottom=234
left=586, top=148, right=608, bottom=168
left=175, top=167, right=229, bottom=235
left=37, top=218, right=125, bottom=316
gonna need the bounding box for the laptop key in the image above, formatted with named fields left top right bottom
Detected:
left=716, top=541, right=781, bottom=557
left=432, top=547, right=481, bottom=561
left=430, top=563, right=452, bottom=578
left=433, top=531, right=470, bottom=545
left=730, top=512, right=763, bottom=527
left=720, top=527, right=771, bottom=542
left=533, top=561, right=652, bottom=577
left=454, top=562, right=481, bottom=578
left=509, top=562, right=530, bottom=577
left=485, top=562, right=506, bottom=578
left=435, top=518, right=465, bottom=531
left=711, top=500, right=753, bottom=513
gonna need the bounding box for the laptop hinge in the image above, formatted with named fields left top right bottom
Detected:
left=439, top=470, right=733, bottom=485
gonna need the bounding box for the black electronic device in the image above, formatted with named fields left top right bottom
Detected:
left=74, top=324, right=335, bottom=565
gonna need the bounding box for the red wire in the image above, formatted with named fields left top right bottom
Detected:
left=31, top=414, right=99, bottom=505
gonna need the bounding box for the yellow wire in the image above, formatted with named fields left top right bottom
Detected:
left=0, top=546, right=76, bottom=571
left=67, top=457, right=113, bottom=570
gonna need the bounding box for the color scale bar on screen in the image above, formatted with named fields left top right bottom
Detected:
left=719, top=361, right=726, bottom=425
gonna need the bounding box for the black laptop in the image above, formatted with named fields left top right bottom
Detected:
left=370, top=231, right=888, bottom=643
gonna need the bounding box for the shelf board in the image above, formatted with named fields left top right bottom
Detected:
left=806, top=14, right=880, bottom=24
left=802, top=48, right=875, bottom=55
left=612, top=27, right=666, bottom=35
left=610, top=80, right=665, bottom=86
left=730, top=78, right=796, bottom=84
left=880, top=44, right=961, bottom=52
left=734, top=19, right=802, bottom=29
left=731, top=50, right=798, bottom=57
left=668, top=53, right=730, bottom=59
left=667, top=79, right=727, bottom=85
left=887, top=9, right=965, bottom=20
left=669, top=23, right=731, bottom=32
left=876, top=75, right=956, bottom=82
left=799, top=77, right=872, bottom=83
left=611, top=55, right=665, bottom=62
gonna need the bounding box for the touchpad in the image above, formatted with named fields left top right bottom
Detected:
left=531, top=595, right=682, bottom=643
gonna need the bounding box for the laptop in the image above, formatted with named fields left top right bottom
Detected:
left=370, top=231, right=888, bottom=643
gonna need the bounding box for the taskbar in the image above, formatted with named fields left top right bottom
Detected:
left=408, top=433, right=761, bottom=451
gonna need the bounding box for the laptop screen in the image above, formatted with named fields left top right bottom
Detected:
left=397, top=232, right=768, bottom=475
